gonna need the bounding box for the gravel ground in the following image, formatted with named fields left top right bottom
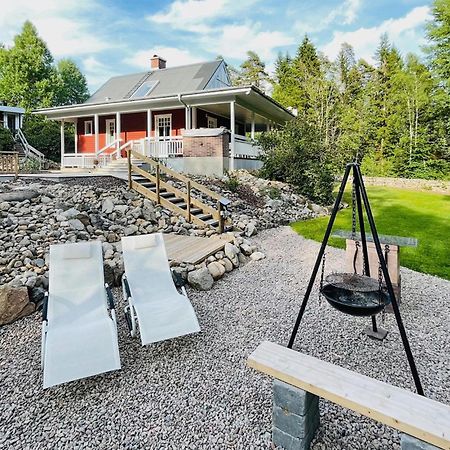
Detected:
left=1, top=226, right=449, bottom=449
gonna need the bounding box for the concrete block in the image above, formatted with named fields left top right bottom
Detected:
left=401, top=434, right=441, bottom=450
left=273, top=426, right=316, bottom=450
left=273, top=380, right=319, bottom=416
left=273, top=405, right=319, bottom=439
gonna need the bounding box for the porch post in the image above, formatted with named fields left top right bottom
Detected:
left=230, top=100, right=235, bottom=172
left=94, top=113, right=99, bottom=153
left=15, top=114, right=19, bottom=131
left=74, top=121, right=78, bottom=154
left=116, top=111, right=121, bottom=150
left=266, top=120, right=270, bottom=132
left=192, top=106, right=197, bottom=129
left=251, top=112, right=255, bottom=140
left=3, top=113, right=8, bottom=129
left=147, top=109, right=152, bottom=137
left=60, top=120, right=65, bottom=167
left=185, top=106, right=191, bottom=130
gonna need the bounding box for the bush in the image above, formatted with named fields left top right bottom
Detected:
left=21, top=114, right=74, bottom=162
left=258, top=119, right=334, bottom=205
left=224, top=172, right=240, bottom=192
left=0, top=128, right=14, bottom=152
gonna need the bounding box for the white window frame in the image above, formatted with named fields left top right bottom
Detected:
left=207, top=115, right=218, bottom=128
left=155, top=114, right=172, bottom=140
left=84, top=120, right=93, bottom=135
left=105, top=118, right=116, bottom=145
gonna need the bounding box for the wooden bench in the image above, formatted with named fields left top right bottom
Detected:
left=248, top=341, right=450, bottom=450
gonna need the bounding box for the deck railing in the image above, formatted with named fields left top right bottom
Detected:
left=0, top=152, right=19, bottom=176
left=132, top=137, right=183, bottom=158
left=233, top=135, right=262, bottom=159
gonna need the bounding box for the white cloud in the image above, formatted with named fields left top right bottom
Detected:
left=124, top=47, right=204, bottom=70
left=295, top=0, right=361, bottom=35
left=202, top=22, right=294, bottom=61
left=0, top=0, right=113, bottom=58
left=147, top=0, right=259, bottom=33
left=322, top=6, right=431, bottom=62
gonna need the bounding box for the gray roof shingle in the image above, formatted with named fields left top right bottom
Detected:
left=86, top=60, right=223, bottom=104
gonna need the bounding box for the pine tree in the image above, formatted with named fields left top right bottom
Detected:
left=236, top=51, right=268, bottom=89
left=426, top=0, right=450, bottom=86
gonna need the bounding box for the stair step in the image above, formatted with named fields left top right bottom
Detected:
left=160, top=191, right=176, bottom=199
left=170, top=197, right=184, bottom=204
left=206, top=219, right=219, bottom=227
left=197, top=213, right=213, bottom=221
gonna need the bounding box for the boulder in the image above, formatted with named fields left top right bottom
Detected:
left=0, top=285, right=35, bottom=325
left=219, top=257, right=234, bottom=273
left=250, top=251, right=266, bottom=261
left=187, top=267, right=214, bottom=291
left=68, top=219, right=85, bottom=231
left=0, top=190, right=39, bottom=203
left=245, top=222, right=257, bottom=237
left=124, top=224, right=138, bottom=236
left=207, top=261, right=226, bottom=280
left=102, top=198, right=114, bottom=214
left=224, top=242, right=240, bottom=268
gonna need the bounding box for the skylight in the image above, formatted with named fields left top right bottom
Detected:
left=130, top=80, right=159, bottom=98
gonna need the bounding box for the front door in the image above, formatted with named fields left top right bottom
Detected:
left=155, top=114, right=172, bottom=140
left=7, top=115, right=16, bottom=132
left=105, top=119, right=115, bottom=145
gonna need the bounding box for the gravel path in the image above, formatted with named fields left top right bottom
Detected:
left=1, top=226, right=449, bottom=449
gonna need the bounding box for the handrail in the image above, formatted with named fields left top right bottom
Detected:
left=128, top=148, right=228, bottom=232
left=16, top=129, right=45, bottom=163
left=130, top=148, right=223, bottom=201
left=96, top=138, right=122, bottom=156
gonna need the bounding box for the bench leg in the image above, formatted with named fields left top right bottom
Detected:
left=272, top=380, right=319, bottom=450
left=401, top=434, right=441, bottom=450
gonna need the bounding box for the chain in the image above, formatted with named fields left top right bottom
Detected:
left=380, top=245, right=390, bottom=322
left=319, top=252, right=326, bottom=305
left=351, top=176, right=357, bottom=240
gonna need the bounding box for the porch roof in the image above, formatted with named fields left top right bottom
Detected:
left=34, top=86, right=295, bottom=125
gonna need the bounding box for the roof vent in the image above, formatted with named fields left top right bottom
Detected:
left=150, top=55, right=166, bottom=70
left=105, top=96, right=111, bottom=102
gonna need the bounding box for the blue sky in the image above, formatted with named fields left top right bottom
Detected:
left=0, top=0, right=433, bottom=93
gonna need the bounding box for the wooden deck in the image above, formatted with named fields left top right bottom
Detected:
left=162, top=233, right=234, bottom=265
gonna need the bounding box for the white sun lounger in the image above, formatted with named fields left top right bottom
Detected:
left=121, top=233, right=200, bottom=345
left=41, top=241, right=121, bottom=389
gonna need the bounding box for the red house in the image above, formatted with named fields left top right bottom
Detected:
left=36, top=56, right=294, bottom=175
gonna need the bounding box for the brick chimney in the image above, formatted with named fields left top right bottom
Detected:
left=150, top=55, right=166, bottom=70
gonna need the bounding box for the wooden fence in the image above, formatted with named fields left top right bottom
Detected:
left=0, top=152, right=19, bottom=176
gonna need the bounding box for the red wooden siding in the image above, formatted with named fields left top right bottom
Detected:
left=75, top=107, right=242, bottom=152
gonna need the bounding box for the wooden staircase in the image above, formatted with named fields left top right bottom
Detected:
left=127, top=149, right=231, bottom=232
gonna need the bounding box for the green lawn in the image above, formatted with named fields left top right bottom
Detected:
left=291, top=186, right=450, bottom=280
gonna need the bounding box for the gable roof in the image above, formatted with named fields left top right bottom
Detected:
left=86, top=60, right=224, bottom=104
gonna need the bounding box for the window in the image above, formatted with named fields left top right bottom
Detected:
left=155, top=114, right=172, bottom=139
left=84, top=120, right=93, bottom=135
left=130, top=80, right=159, bottom=99
left=207, top=116, right=218, bottom=128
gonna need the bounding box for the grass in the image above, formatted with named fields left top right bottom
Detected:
left=291, top=186, right=450, bottom=280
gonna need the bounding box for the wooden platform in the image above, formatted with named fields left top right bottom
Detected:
left=162, top=233, right=234, bottom=265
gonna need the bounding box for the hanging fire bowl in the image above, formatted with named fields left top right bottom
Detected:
left=321, top=273, right=391, bottom=317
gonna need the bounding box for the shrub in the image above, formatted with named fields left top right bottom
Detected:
left=224, top=172, right=240, bottom=192
left=260, top=186, right=281, bottom=199
left=0, top=128, right=14, bottom=152
left=21, top=114, right=74, bottom=162
left=258, top=119, right=334, bottom=205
